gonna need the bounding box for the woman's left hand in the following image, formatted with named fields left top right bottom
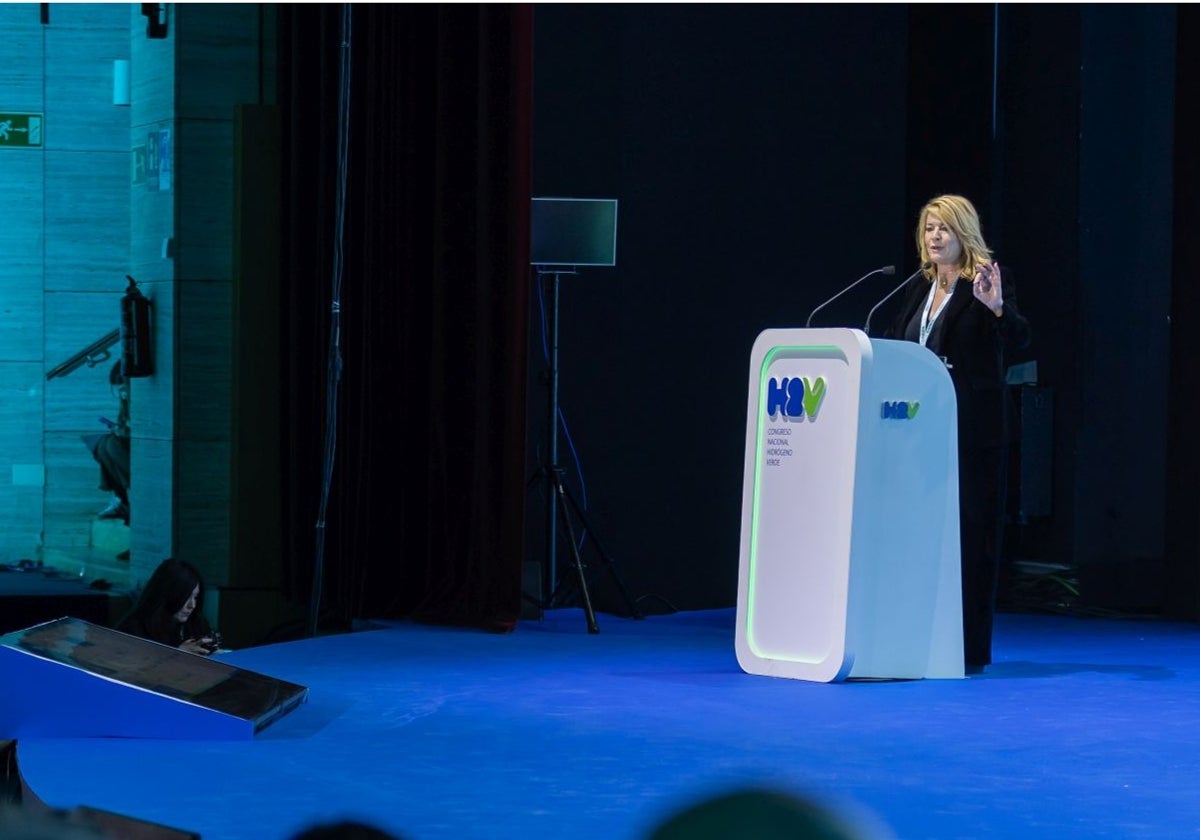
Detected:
left=972, top=261, right=1004, bottom=315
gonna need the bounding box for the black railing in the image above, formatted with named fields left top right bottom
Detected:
left=45, top=329, right=120, bottom=381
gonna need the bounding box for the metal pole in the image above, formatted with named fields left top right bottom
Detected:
left=545, top=270, right=560, bottom=597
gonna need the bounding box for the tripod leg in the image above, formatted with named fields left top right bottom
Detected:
left=560, top=483, right=643, bottom=619
left=525, top=464, right=546, bottom=491
left=549, top=472, right=599, bottom=633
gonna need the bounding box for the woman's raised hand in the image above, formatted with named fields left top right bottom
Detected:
left=972, top=261, right=1004, bottom=314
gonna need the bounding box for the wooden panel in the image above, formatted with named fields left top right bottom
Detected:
left=43, top=291, right=123, bottom=432
left=130, top=156, right=175, bottom=282
left=131, top=10, right=177, bottom=285
left=44, top=16, right=129, bottom=153
left=129, top=74, right=173, bottom=305
left=175, top=118, right=234, bottom=282
left=129, top=435, right=173, bottom=573
left=0, top=363, right=44, bottom=459
left=0, top=480, right=43, bottom=561
left=0, top=278, right=44, bottom=364
left=0, top=362, right=45, bottom=555
left=0, top=8, right=44, bottom=567
left=176, top=4, right=266, bottom=121
left=0, top=156, right=43, bottom=363
left=177, top=280, right=231, bottom=443
left=0, top=151, right=43, bottom=263
left=44, top=151, right=129, bottom=290
left=43, top=3, right=129, bottom=30
left=127, top=549, right=164, bottom=591
left=1, top=3, right=140, bottom=577
left=177, top=438, right=231, bottom=583
left=130, top=6, right=175, bottom=133
left=0, top=9, right=45, bottom=110
left=127, top=279, right=175, bottom=442
left=82, top=516, right=132, bottom=588
left=43, top=431, right=105, bottom=557
left=231, top=106, right=282, bottom=590
left=259, top=5, right=279, bottom=104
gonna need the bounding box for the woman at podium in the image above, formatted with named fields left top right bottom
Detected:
left=886, top=194, right=1031, bottom=674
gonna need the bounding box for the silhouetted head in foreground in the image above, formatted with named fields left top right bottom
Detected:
left=647, top=787, right=895, bottom=840
left=290, top=820, right=405, bottom=840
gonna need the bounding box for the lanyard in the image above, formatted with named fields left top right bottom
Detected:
left=919, top=282, right=953, bottom=347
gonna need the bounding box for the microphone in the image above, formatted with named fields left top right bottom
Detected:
left=805, top=265, right=895, bottom=328
left=863, top=262, right=932, bottom=335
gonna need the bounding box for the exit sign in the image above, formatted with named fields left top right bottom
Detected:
left=0, top=113, right=43, bottom=147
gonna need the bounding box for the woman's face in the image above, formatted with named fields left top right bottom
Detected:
left=924, top=213, right=963, bottom=268
left=174, top=585, right=200, bottom=623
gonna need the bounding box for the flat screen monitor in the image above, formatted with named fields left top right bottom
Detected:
left=531, top=197, right=618, bottom=267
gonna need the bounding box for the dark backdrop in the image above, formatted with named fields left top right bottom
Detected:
left=277, top=5, right=533, bottom=633
left=529, top=4, right=1196, bottom=618
left=528, top=4, right=910, bottom=613
left=1167, top=3, right=1200, bottom=619
left=268, top=4, right=1198, bottom=633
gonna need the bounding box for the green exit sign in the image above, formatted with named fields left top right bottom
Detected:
left=0, top=113, right=43, bottom=147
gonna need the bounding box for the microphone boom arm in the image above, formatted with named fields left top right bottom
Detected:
left=863, top=263, right=930, bottom=336
left=805, top=265, right=895, bottom=328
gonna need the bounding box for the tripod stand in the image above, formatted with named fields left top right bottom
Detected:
left=530, top=266, right=641, bottom=632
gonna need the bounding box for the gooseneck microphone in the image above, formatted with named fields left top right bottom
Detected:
left=863, top=262, right=932, bottom=335
left=805, top=265, right=896, bottom=328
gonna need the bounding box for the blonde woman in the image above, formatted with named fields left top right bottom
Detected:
left=886, top=194, right=1032, bottom=674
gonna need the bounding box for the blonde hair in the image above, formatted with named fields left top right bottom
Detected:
left=916, top=194, right=993, bottom=282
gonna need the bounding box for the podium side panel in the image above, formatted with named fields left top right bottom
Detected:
left=846, top=339, right=964, bottom=679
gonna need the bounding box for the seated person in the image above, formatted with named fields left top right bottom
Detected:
left=116, top=558, right=221, bottom=655
left=82, top=361, right=130, bottom=523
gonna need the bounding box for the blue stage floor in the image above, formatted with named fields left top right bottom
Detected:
left=16, top=607, right=1200, bottom=839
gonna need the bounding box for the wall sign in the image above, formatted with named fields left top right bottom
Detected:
left=0, top=113, right=43, bottom=147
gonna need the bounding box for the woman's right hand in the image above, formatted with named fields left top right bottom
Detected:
left=180, top=637, right=215, bottom=656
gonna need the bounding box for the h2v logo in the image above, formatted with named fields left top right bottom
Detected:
left=880, top=400, right=920, bottom=420
left=766, top=376, right=826, bottom=420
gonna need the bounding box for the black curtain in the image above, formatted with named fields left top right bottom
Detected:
left=1167, top=3, right=1200, bottom=620
left=904, top=4, right=995, bottom=231
left=278, top=4, right=533, bottom=633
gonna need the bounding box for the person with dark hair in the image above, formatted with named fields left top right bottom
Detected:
left=117, top=558, right=220, bottom=655
left=885, top=194, right=1032, bottom=675
left=82, top=361, right=131, bottom=524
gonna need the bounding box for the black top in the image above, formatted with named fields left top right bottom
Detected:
left=117, top=609, right=212, bottom=648
left=885, top=269, right=1031, bottom=449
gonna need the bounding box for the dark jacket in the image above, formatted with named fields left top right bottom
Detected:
left=885, top=269, right=1031, bottom=449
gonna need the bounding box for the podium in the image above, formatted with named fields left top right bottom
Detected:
left=734, top=328, right=964, bottom=682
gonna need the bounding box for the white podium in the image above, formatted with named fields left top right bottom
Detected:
left=734, top=328, right=964, bottom=681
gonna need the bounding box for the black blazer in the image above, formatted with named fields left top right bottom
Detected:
left=885, top=269, right=1031, bottom=450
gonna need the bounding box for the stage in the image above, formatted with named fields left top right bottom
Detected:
left=13, top=607, right=1200, bottom=839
